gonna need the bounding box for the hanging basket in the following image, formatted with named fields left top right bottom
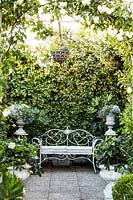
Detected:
left=53, top=49, right=69, bottom=63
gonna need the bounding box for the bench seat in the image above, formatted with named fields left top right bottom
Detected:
left=41, top=146, right=93, bottom=155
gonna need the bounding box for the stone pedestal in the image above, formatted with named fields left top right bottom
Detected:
left=99, top=165, right=122, bottom=200
left=104, top=182, right=115, bottom=200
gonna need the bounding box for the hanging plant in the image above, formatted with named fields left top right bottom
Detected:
left=53, top=21, right=69, bottom=63
left=53, top=47, right=69, bottom=63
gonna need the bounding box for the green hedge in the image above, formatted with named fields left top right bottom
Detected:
left=2, top=37, right=128, bottom=136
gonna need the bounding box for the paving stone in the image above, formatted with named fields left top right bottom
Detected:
left=24, top=191, right=48, bottom=200
left=79, top=186, right=105, bottom=200
left=48, top=192, right=80, bottom=200
left=24, top=165, right=106, bottom=200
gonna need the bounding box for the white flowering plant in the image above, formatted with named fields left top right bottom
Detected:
left=0, top=137, right=38, bottom=170
left=98, top=104, right=121, bottom=118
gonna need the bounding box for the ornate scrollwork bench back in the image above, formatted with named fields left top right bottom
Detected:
left=32, top=126, right=99, bottom=172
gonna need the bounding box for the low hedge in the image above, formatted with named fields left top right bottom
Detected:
left=112, top=173, right=133, bottom=200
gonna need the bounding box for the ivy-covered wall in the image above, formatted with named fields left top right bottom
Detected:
left=3, top=37, right=127, bottom=136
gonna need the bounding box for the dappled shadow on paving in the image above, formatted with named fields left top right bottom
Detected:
left=24, top=163, right=106, bottom=200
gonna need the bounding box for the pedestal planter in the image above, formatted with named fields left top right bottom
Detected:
left=99, top=165, right=121, bottom=182
left=14, top=118, right=28, bottom=136
left=99, top=165, right=122, bottom=200
left=105, top=115, right=117, bottom=136
left=8, top=166, right=31, bottom=180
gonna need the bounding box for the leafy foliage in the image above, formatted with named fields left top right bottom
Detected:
left=0, top=137, right=38, bottom=170
left=112, top=174, right=133, bottom=200
left=2, top=35, right=128, bottom=136
left=95, top=137, right=127, bottom=170
left=1, top=0, right=132, bottom=140
left=0, top=172, right=24, bottom=200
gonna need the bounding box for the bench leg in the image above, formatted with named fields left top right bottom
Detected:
left=92, top=155, right=96, bottom=173
left=39, top=151, right=42, bottom=166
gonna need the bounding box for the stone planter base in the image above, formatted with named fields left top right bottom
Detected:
left=99, top=165, right=121, bottom=182
left=99, top=165, right=122, bottom=200
left=8, top=167, right=30, bottom=180
left=104, top=182, right=115, bottom=200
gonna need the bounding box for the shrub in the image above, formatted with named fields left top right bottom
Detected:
left=0, top=137, right=38, bottom=170
left=112, top=174, right=133, bottom=200
left=0, top=172, right=24, bottom=200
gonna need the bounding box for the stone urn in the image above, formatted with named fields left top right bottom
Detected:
left=99, top=165, right=121, bottom=182
left=14, top=118, right=28, bottom=136
left=105, top=115, right=117, bottom=136
left=7, top=165, right=31, bottom=180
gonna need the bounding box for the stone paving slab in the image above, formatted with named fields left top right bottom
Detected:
left=24, top=165, right=106, bottom=200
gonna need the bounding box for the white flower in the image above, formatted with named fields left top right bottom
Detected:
left=3, top=103, right=29, bottom=119
left=116, top=33, right=123, bottom=41
left=93, top=16, right=99, bottom=24
left=82, top=0, right=91, bottom=6
left=59, top=2, right=67, bottom=8
left=2, top=108, right=11, bottom=117
left=16, top=0, right=23, bottom=6
left=98, top=5, right=107, bottom=14
left=8, top=142, right=16, bottom=149
left=125, top=0, right=133, bottom=4
left=105, top=7, right=113, bottom=15
left=98, top=5, right=113, bottom=15
left=127, top=87, right=132, bottom=93
left=125, top=31, right=133, bottom=38
left=108, top=26, right=118, bottom=36
left=23, top=188, right=26, bottom=196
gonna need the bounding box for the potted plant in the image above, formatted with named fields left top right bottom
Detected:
left=0, top=141, right=25, bottom=199
left=98, top=105, right=121, bottom=119
left=0, top=137, right=39, bottom=180
left=3, top=104, right=49, bottom=137
left=2, top=103, right=30, bottom=121
left=53, top=47, right=69, bottom=63
left=98, top=105, right=121, bottom=136
left=2, top=103, right=31, bottom=136
left=95, top=136, right=126, bottom=180
left=95, top=136, right=126, bottom=200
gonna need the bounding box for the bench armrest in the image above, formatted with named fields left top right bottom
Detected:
left=92, top=138, right=103, bottom=150
left=32, top=137, right=42, bottom=146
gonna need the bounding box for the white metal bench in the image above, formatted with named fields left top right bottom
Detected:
left=33, top=126, right=99, bottom=172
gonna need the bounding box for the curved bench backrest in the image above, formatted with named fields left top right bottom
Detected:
left=41, top=126, right=95, bottom=146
